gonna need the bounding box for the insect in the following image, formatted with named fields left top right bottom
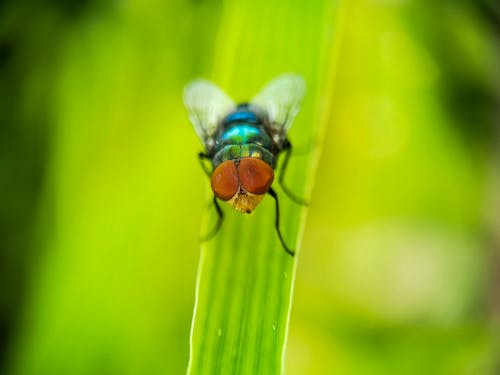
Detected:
left=183, top=74, right=306, bottom=256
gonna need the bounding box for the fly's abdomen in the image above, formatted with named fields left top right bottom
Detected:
left=220, top=124, right=272, bottom=148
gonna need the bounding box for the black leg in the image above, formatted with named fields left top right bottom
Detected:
left=198, top=152, right=213, bottom=178
left=268, top=187, right=295, bottom=257
left=198, top=153, right=223, bottom=242
left=278, top=140, right=308, bottom=206
left=201, top=195, right=224, bottom=242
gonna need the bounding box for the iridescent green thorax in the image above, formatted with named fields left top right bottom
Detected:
left=212, top=144, right=275, bottom=168
left=212, top=107, right=276, bottom=169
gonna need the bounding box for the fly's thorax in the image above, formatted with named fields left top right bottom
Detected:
left=210, top=157, right=275, bottom=213
left=212, top=144, right=275, bottom=169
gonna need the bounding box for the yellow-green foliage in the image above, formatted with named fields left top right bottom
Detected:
left=1, top=0, right=498, bottom=374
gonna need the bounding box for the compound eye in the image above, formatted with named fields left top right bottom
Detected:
left=238, top=158, right=274, bottom=195
left=211, top=160, right=239, bottom=201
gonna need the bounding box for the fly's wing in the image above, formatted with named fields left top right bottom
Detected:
left=183, top=79, right=236, bottom=151
left=251, top=74, right=305, bottom=146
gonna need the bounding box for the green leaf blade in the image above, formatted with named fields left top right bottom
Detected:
left=189, top=211, right=297, bottom=375
left=187, top=0, right=344, bottom=373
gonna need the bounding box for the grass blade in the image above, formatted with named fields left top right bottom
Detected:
left=187, top=1, right=344, bottom=373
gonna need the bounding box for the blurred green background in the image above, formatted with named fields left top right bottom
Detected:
left=1, top=0, right=499, bottom=374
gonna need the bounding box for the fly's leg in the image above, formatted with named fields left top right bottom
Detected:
left=278, top=140, right=308, bottom=206
left=198, top=152, right=213, bottom=178
left=201, top=195, right=224, bottom=242
left=268, top=187, right=295, bottom=257
left=198, top=153, right=223, bottom=242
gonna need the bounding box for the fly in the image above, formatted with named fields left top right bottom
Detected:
left=183, top=74, right=306, bottom=256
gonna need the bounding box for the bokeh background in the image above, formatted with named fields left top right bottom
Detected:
left=1, top=0, right=499, bottom=374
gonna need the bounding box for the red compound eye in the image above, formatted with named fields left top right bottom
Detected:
left=211, top=160, right=239, bottom=201
left=238, top=158, right=274, bottom=195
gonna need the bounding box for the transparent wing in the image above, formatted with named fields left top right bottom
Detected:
left=183, top=79, right=235, bottom=150
left=251, top=74, right=306, bottom=145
